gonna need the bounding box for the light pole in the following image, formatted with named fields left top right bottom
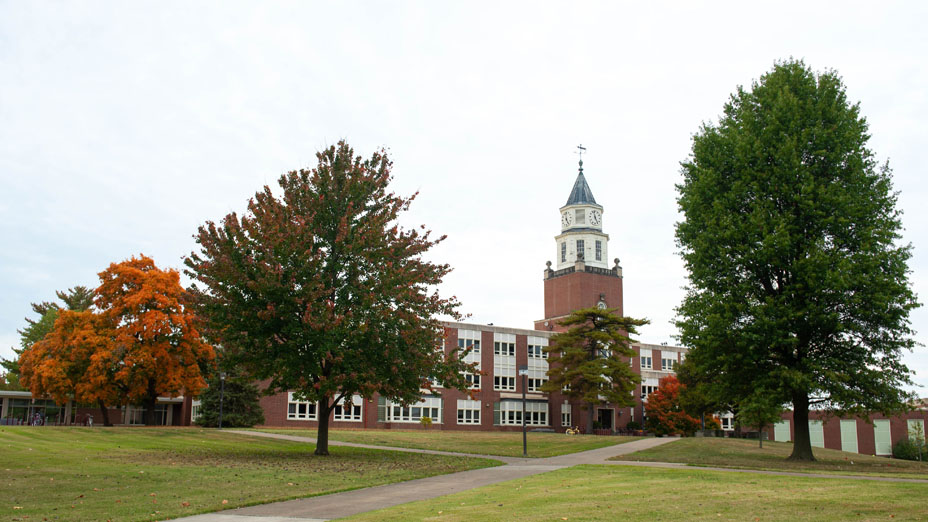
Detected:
left=518, top=364, right=529, bottom=457
left=218, top=371, right=227, bottom=429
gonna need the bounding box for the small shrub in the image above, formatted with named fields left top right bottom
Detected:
left=893, top=437, right=928, bottom=461
left=420, top=416, right=433, bottom=429
left=626, top=421, right=641, bottom=431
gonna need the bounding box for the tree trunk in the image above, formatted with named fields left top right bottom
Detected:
left=788, top=392, right=815, bottom=461
left=759, top=423, right=764, bottom=448
left=587, top=402, right=595, bottom=434
left=144, top=395, right=158, bottom=426
left=142, top=379, right=161, bottom=426
left=97, top=399, right=112, bottom=426
left=315, top=400, right=331, bottom=456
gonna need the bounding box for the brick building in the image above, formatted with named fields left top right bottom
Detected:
left=257, top=159, right=687, bottom=433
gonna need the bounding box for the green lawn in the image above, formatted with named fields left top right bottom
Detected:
left=254, top=428, right=642, bottom=457
left=347, top=464, right=928, bottom=521
left=610, top=437, right=928, bottom=478
left=0, top=427, right=498, bottom=521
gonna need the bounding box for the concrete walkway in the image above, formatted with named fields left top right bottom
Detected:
left=177, top=431, right=928, bottom=521
left=178, top=432, right=675, bottom=521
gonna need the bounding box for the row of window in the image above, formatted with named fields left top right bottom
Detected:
left=638, top=355, right=678, bottom=370
left=287, top=393, right=363, bottom=422
left=286, top=394, right=563, bottom=427
left=560, top=239, right=604, bottom=262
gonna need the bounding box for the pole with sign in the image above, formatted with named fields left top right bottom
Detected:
left=518, top=365, right=528, bottom=457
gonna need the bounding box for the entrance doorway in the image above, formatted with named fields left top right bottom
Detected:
left=597, top=408, right=614, bottom=430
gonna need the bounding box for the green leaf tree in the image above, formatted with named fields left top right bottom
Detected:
left=195, top=368, right=265, bottom=428
left=541, top=307, right=647, bottom=433
left=736, top=393, right=784, bottom=448
left=675, top=59, right=920, bottom=461
left=185, top=140, right=471, bottom=455
left=675, top=357, right=726, bottom=431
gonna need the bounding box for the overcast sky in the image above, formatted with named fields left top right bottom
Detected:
left=2, top=2, right=926, bottom=391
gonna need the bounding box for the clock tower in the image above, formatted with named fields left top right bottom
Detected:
left=535, top=158, right=624, bottom=331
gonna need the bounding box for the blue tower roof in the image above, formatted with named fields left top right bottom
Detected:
left=565, top=160, right=597, bottom=206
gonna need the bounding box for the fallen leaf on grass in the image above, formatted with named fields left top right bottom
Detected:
left=222, top=500, right=228, bottom=505
left=182, top=502, right=190, bottom=507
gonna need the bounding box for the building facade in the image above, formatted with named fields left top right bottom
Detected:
left=257, top=159, right=686, bottom=433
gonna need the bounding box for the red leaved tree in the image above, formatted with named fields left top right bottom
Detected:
left=186, top=141, right=472, bottom=455
left=645, top=375, right=701, bottom=436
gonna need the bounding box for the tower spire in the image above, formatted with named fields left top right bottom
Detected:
left=576, top=144, right=586, bottom=174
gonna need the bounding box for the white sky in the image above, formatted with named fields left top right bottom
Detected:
left=1, top=2, right=926, bottom=391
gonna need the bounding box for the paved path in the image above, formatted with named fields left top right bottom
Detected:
left=178, top=431, right=928, bottom=521
left=178, top=432, right=674, bottom=521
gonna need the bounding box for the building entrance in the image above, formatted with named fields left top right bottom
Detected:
left=597, top=408, right=614, bottom=430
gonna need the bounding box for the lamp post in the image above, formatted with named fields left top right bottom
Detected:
left=218, top=371, right=227, bottom=429
left=518, top=364, right=529, bottom=457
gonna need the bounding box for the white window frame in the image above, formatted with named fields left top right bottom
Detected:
left=661, top=358, right=676, bottom=371
left=641, top=356, right=653, bottom=370
left=641, top=384, right=658, bottom=401
left=287, top=392, right=318, bottom=421
left=561, top=403, right=572, bottom=427
left=498, top=400, right=548, bottom=426
left=494, top=376, right=516, bottom=391
left=456, top=399, right=481, bottom=425
left=459, top=329, right=482, bottom=390
left=333, top=394, right=363, bottom=422
left=386, top=396, right=442, bottom=424
left=494, top=333, right=516, bottom=391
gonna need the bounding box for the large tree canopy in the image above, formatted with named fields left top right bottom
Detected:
left=675, top=59, right=919, bottom=461
left=541, top=307, right=647, bottom=433
left=185, top=140, right=471, bottom=455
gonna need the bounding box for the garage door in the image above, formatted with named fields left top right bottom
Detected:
left=809, top=420, right=824, bottom=448
left=874, top=420, right=891, bottom=455
left=840, top=420, right=858, bottom=453
left=774, top=420, right=790, bottom=442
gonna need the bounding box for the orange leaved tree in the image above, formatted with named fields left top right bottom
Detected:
left=644, top=375, right=701, bottom=436
left=19, top=255, right=214, bottom=426
left=19, top=310, right=121, bottom=425
left=93, top=255, right=215, bottom=425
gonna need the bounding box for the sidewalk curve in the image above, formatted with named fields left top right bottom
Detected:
left=176, top=432, right=676, bottom=521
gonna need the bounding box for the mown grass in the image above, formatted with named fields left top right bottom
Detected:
left=610, top=437, right=928, bottom=478
left=254, top=428, right=642, bottom=457
left=347, top=464, right=928, bottom=521
left=0, top=426, right=498, bottom=521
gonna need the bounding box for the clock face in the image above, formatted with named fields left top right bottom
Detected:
left=590, top=210, right=601, bottom=226
left=561, top=212, right=573, bottom=227
left=597, top=301, right=607, bottom=310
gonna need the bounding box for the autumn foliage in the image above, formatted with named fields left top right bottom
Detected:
left=18, top=255, right=214, bottom=425
left=644, top=375, right=701, bottom=436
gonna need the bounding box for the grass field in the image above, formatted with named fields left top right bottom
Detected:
left=610, top=437, right=928, bottom=478
left=346, top=464, right=928, bottom=521
left=255, top=428, right=642, bottom=457
left=0, top=426, right=498, bottom=521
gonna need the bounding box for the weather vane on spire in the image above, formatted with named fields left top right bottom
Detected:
left=576, top=144, right=586, bottom=173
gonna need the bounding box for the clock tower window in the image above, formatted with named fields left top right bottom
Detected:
left=576, top=209, right=585, bottom=224
left=560, top=242, right=566, bottom=262
left=595, top=240, right=602, bottom=261
left=576, top=239, right=585, bottom=260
